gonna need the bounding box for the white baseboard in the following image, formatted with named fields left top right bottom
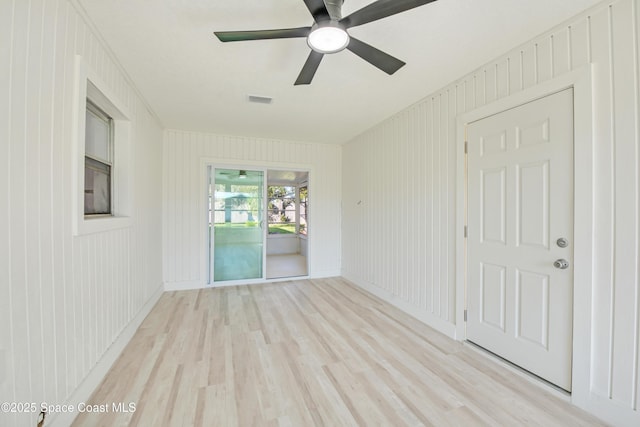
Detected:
left=342, top=271, right=457, bottom=339
left=48, top=284, right=164, bottom=427
left=310, top=269, right=341, bottom=279
left=164, top=280, right=205, bottom=291
left=581, top=392, right=640, bottom=427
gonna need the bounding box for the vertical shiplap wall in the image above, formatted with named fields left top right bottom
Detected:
left=343, top=96, right=457, bottom=334
left=343, top=0, right=640, bottom=423
left=0, top=1, right=163, bottom=426
left=163, top=131, right=341, bottom=288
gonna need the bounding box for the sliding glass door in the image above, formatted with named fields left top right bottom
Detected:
left=211, top=168, right=265, bottom=282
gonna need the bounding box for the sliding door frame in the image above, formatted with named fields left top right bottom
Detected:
left=201, top=159, right=314, bottom=287
left=207, top=163, right=268, bottom=286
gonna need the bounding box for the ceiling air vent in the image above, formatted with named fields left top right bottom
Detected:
left=248, top=95, right=273, bottom=104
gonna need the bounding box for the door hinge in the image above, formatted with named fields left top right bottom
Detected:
left=464, top=309, right=467, bottom=322
left=464, top=140, right=468, bottom=154
left=464, top=225, right=468, bottom=238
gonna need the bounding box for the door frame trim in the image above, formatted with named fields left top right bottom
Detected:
left=200, top=158, right=314, bottom=288
left=454, top=66, right=594, bottom=406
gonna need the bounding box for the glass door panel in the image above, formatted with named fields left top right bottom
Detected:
left=213, top=168, right=264, bottom=282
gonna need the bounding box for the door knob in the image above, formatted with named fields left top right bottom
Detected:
left=553, top=259, right=569, bottom=269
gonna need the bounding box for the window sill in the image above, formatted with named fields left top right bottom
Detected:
left=75, top=215, right=132, bottom=236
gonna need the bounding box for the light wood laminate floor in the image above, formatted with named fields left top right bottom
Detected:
left=73, top=278, right=605, bottom=426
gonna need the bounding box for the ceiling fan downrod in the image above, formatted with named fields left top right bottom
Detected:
left=324, top=0, right=345, bottom=20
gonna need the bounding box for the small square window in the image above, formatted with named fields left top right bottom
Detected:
left=84, top=100, right=113, bottom=216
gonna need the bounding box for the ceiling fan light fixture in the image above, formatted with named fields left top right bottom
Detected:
left=307, top=21, right=349, bottom=54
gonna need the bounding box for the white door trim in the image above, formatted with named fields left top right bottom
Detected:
left=455, top=66, right=594, bottom=406
left=198, top=158, right=315, bottom=289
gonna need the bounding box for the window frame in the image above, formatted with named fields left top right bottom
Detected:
left=298, top=184, right=308, bottom=237
left=73, top=55, right=132, bottom=236
left=84, top=100, right=114, bottom=216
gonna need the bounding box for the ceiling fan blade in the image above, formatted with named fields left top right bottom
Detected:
left=295, top=50, right=324, bottom=85
left=302, top=0, right=331, bottom=22
left=346, top=37, right=405, bottom=75
left=341, top=0, right=437, bottom=28
left=215, top=27, right=311, bottom=42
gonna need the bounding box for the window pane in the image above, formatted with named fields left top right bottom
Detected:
left=85, top=157, right=111, bottom=215
left=85, top=102, right=111, bottom=162
left=268, top=185, right=296, bottom=234
left=214, top=183, right=261, bottom=225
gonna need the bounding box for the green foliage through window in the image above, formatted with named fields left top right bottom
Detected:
left=268, top=185, right=307, bottom=235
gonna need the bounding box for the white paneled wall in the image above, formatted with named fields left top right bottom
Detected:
left=163, top=131, right=341, bottom=288
left=343, top=0, right=640, bottom=424
left=343, top=90, right=457, bottom=335
left=0, top=1, right=163, bottom=426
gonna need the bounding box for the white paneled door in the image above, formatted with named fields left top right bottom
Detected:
left=466, top=89, right=574, bottom=391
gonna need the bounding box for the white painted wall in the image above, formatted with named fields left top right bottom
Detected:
left=342, top=0, right=640, bottom=425
left=163, top=131, right=341, bottom=289
left=0, top=1, right=164, bottom=426
left=267, top=236, right=300, bottom=255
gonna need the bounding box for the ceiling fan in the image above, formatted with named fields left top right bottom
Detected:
left=214, top=0, right=438, bottom=85
left=218, top=170, right=249, bottom=180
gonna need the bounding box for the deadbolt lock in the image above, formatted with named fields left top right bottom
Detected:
left=556, top=238, right=569, bottom=248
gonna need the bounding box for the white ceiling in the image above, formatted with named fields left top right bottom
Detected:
left=78, top=0, right=602, bottom=144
